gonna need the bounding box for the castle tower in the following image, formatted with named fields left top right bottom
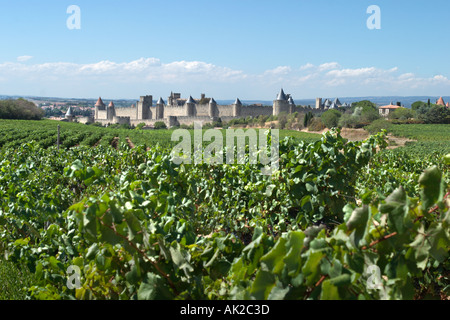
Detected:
left=107, top=101, right=116, bottom=120
left=185, top=96, right=196, bottom=117
left=65, top=106, right=74, bottom=122
left=209, top=97, right=217, bottom=118
left=156, top=97, right=165, bottom=120
left=232, top=98, right=242, bottom=117
left=137, top=95, right=152, bottom=120
left=273, top=88, right=290, bottom=116
left=288, top=96, right=296, bottom=114
left=315, top=98, right=322, bottom=109
left=95, top=97, right=106, bottom=119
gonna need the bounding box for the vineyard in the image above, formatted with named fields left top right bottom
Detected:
left=0, top=120, right=448, bottom=300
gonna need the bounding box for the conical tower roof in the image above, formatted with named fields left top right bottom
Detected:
left=95, top=97, right=105, bottom=107
left=209, top=97, right=216, bottom=105
left=436, top=97, right=445, bottom=106
left=65, top=106, right=74, bottom=117
left=108, top=101, right=115, bottom=108
left=157, top=97, right=165, bottom=105
left=276, top=88, right=287, bottom=101
left=324, top=99, right=331, bottom=107
left=333, top=98, right=342, bottom=106
left=186, top=96, right=196, bottom=104
left=330, top=102, right=338, bottom=109
left=288, top=96, right=295, bottom=105
left=233, top=98, right=242, bottom=105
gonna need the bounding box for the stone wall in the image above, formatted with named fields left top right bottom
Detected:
left=241, top=106, right=273, bottom=117
left=115, top=108, right=138, bottom=119
left=97, top=110, right=108, bottom=120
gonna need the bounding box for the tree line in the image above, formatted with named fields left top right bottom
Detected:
left=0, top=99, right=44, bottom=120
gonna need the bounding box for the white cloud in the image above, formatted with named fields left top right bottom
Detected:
left=1, top=57, right=449, bottom=99
left=263, top=66, right=292, bottom=75
left=16, top=55, right=33, bottom=62
left=318, top=62, right=340, bottom=71
left=299, top=63, right=314, bottom=71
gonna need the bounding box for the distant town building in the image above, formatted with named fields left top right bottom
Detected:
left=379, top=104, right=402, bottom=117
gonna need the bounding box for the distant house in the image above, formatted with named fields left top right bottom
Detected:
left=379, top=104, right=402, bottom=117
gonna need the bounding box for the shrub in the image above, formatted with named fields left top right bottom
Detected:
left=308, top=117, right=326, bottom=131
left=338, top=114, right=360, bottom=128
left=154, top=121, right=167, bottom=130
left=388, top=108, right=415, bottom=121
left=321, top=109, right=342, bottom=129
left=364, top=119, right=392, bottom=134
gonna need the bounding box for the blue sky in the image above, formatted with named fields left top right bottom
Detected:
left=0, top=0, right=449, bottom=100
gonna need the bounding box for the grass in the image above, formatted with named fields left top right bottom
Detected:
left=0, top=258, right=36, bottom=300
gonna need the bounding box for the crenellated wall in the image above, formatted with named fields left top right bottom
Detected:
left=93, top=92, right=312, bottom=128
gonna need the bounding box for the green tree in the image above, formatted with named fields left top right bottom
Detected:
left=351, top=100, right=377, bottom=114
left=412, top=101, right=427, bottom=111
left=321, top=109, right=342, bottom=129
left=420, top=106, right=450, bottom=124
left=154, top=121, right=167, bottom=129
left=388, top=108, right=415, bottom=120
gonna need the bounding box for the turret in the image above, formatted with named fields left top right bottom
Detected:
left=288, top=96, right=296, bottom=114
left=156, top=97, right=165, bottom=120
left=209, top=97, right=217, bottom=118
left=94, top=97, right=106, bottom=119
left=137, top=95, right=152, bottom=120
left=273, top=89, right=290, bottom=115
left=315, top=98, right=323, bottom=109
left=65, top=106, right=74, bottom=122
left=107, top=101, right=116, bottom=120
left=232, top=98, right=242, bottom=117
left=185, top=95, right=196, bottom=117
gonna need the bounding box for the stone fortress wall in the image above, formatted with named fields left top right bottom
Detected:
left=90, top=89, right=326, bottom=128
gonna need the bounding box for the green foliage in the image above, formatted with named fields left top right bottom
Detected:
left=153, top=121, right=167, bottom=130
left=135, top=123, right=146, bottom=130
left=0, top=99, right=44, bottom=120
left=0, top=259, right=36, bottom=299
left=352, top=100, right=378, bottom=114
left=0, top=120, right=448, bottom=300
left=303, top=112, right=314, bottom=128
left=321, top=109, right=342, bottom=129
left=308, top=118, right=326, bottom=131
left=388, top=108, right=415, bottom=121
left=338, top=114, right=360, bottom=129
left=364, top=119, right=392, bottom=134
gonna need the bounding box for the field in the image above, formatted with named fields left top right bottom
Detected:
left=0, top=120, right=448, bottom=300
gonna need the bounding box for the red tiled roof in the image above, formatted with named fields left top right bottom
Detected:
left=379, top=105, right=401, bottom=109
left=95, top=97, right=105, bottom=107
left=108, top=101, right=115, bottom=108
left=436, top=97, right=445, bottom=106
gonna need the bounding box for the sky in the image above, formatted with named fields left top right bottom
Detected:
left=0, top=0, right=450, bottom=100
